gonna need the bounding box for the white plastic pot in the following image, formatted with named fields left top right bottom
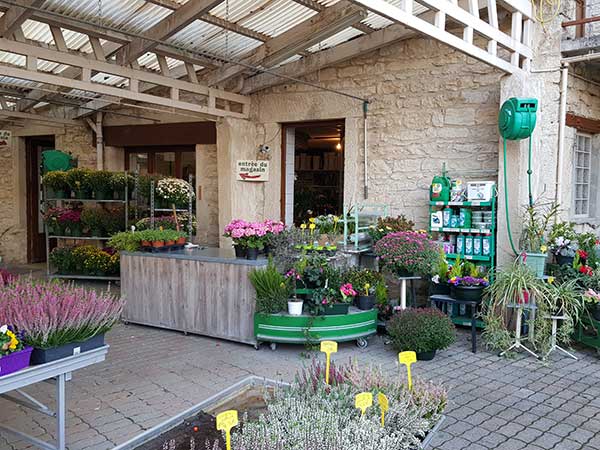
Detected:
left=287, top=300, right=304, bottom=316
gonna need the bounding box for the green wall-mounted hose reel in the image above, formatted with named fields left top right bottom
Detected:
left=499, top=97, right=538, bottom=256
left=42, top=150, right=75, bottom=173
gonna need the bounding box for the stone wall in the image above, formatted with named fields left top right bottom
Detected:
left=196, top=144, right=219, bottom=245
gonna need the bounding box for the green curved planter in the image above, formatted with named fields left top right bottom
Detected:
left=254, top=308, right=377, bottom=345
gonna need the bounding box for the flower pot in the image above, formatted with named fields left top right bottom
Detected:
left=152, top=240, right=164, bottom=248
left=94, top=190, right=110, bottom=200
left=430, top=281, right=451, bottom=296
left=357, top=295, right=375, bottom=311
left=234, top=245, right=246, bottom=258
left=520, top=252, right=547, bottom=278
left=0, top=347, right=33, bottom=377
left=246, top=248, right=259, bottom=260
left=416, top=349, right=436, bottom=361
left=74, top=189, right=90, bottom=200
left=70, top=224, right=82, bottom=237
left=288, top=300, right=304, bottom=316
left=30, top=334, right=105, bottom=365
left=591, top=303, right=600, bottom=322
left=450, top=285, right=485, bottom=302
left=319, top=303, right=350, bottom=316
left=396, top=269, right=414, bottom=278
left=91, top=228, right=104, bottom=238
left=165, top=240, right=175, bottom=246
left=141, top=240, right=151, bottom=247
left=177, top=237, right=186, bottom=245
left=556, top=255, right=574, bottom=267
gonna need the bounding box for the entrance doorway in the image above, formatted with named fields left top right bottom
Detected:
left=26, top=135, right=54, bottom=263
left=282, top=121, right=345, bottom=225
left=124, top=146, right=196, bottom=179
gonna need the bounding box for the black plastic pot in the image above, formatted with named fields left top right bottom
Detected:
left=246, top=248, right=259, bottom=260
left=591, top=304, right=600, bottom=322
left=430, top=282, right=451, bottom=296
left=417, top=350, right=436, bottom=361
left=30, top=334, right=105, bottom=365
left=396, top=269, right=415, bottom=278
left=450, top=285, right=485, bottom=302
left=357, top=295, right=375, bottom=311
left=234, top=245, right=246, bottom=258
left=556, top=255, right=575, bottom=266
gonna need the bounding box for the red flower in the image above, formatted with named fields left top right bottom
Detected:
left=577, top=249, right=589, bottom=260
left=579, top=265, right=593, bottom=276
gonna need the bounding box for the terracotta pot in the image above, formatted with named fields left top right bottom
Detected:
left=141, top=240, right=151, bottom=247
left=165, top=240, right=175, bottom=246
left=152, top=240, right=164, bottom=248
left=177, top=237, right=186, bottom=245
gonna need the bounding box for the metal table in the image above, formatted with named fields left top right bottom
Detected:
left=0, top=345, right=109, bottom=450
left=430, top=294, right=480, bottom=353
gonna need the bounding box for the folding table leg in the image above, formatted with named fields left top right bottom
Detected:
left=56, top=373, right=66, bottom=450
left=471, top=305, right=477, bottom=353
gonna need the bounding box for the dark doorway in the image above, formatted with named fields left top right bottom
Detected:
left=26, top=135, right=54, bottom=263
left=281, top=120, right=345, bottom=225
left=124, top=146, right=195, bottom=180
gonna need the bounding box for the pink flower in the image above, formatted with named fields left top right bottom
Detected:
left=245, top=228, right=256, bottom=237
left=231, top=228, right=244, bottom=239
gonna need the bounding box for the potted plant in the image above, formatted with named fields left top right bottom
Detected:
left=66, top=168, right=92, bottom=199
left=387, top=307, right=456, bottom=360
left=155, top=177, right=195, bottom=208
left=0, top=325, right=33, bottom=377
left=0, top=279, right=124, bottom=364
left=107, top=231, right=142, bottom=252
left=110, top=172, right=134, bottom=200
left=449, top=276, right=489, bottom=302
left=374, top=231, right=439, bottom=277
left=284, top=268, right=304, bottom=315
left=58, top=209, right=82, bottom=237
left=430, top=250, right=451, bottom=295
left=311, top=282, right=356, bottom=316
left=42, top=171, right=69, bottom=199
left=344, top=268, right=384, bottom=311
left=548, top=221, right=579, bottom=266
left=584, top=289, right=600, bottom=321
left=88, top=170, right=114, bottom=200
left=49, top=247, right=76, bottom=275
left=249, top=260, right=291, bottom=315
left=81, top=207, right=105, bottom=237
left=367, top=215, right=415, bottom=243
left=519, top=203, right=559, bottom=277
left=224, top=219, right=249, bottom=258
left=43, top=207, right=67, bottom=235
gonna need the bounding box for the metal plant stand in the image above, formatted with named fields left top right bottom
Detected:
left=543, top=315, right=578, bottom=360
left=0, top=346, right=109, bottom=450
left=500, top=303, right=538, bottom=358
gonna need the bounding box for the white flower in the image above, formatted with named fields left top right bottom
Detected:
left=0, top=325, right=7, bottom=334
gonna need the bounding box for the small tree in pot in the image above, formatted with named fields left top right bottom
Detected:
left=387, top=308, right=456, bottom=360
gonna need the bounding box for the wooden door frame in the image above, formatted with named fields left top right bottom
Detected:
left=25, top=135, right=54, bottom=263
left=280, top=119, right=345, bottom=223
left=124, top=145, right=195, bottom=178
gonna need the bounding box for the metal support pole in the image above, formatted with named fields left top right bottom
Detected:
left=56, top=373, right=66, bottom=450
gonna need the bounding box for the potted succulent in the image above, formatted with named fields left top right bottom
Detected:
left=374, top=231, right=439, bottom=277
left=0, top=279, right=123, bottom=365
left=519, top=203, right=559, bottom=277
left=66, top=168, right=92, bottom=199
left=88, top=170, right=114, bottom=200
left=387, top=307, right=456, bottom=360
left=0, top=325, right=32, bottom=377
left=42, top=171, right=69, bottom=199
left=249, top=260, right=291, bottom=315
left=449, top=276, right=489, bottom=302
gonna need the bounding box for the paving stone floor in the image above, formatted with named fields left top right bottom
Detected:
left=2, top=322, right=600, bottom=450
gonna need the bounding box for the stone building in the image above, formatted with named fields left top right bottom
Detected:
left=0, top=0, right=597, bottom=267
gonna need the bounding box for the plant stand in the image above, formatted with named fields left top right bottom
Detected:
left=499, top=304, right=538, bottom=358
left=0, top=346, right=108, bottom=450
left=399, top=276, right=420, bottom=309
left=430, top=294, right=480, bottom=353
left=542, top=315, right=578, bottom=360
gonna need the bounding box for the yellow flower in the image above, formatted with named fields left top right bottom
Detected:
left=309, top=217, right=316, bottom=223
left=300, top=223, right=307, bottom=230
left=309, top=223, right=316, bottom=231
left=385, top=226, right=392, bottom=231
left=548, top=276, right=555, bottom=284
left=333, top=216, right=340, bottom=223
left=540, top=245, right=547, bottom=253
left=6, top=330, right=14, bottom=338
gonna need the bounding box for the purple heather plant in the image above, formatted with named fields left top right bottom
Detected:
left=0, top=279, right=123, bottom=349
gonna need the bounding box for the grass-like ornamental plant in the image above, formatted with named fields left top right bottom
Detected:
left=387, top=307, right=456, bottom=354
left=249, top=259, right=292, bottom=314
left=374, top=231, right=440, bottom=276
left=0, top=279, right=123, bottom=349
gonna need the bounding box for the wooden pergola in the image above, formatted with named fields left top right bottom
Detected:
left=0, top=0, right=533, bottom=126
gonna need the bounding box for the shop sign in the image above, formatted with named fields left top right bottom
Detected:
left=0, top=130, right=11, bottom=146
left=236, top=160, right=269, bottom=182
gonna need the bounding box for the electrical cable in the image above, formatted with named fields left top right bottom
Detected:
left=0, top=0, right=370, bottom=104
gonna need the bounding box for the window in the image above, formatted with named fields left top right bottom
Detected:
left=125, top=147, right=195, bottom=181
left=573, top=133, right=593, bottom=217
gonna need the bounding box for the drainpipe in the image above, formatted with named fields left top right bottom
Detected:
left=96, top=112, right=104, bottom=170
left=363, top=101, right=369, bottom=199
left=554, top=63, right=569, bottom=212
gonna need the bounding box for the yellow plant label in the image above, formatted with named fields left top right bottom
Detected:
left=355, top=392, right=373, bottom=416
left=399, top=351, right=417, bottom=390
left=216, top=410, right=238, bottom=450
left=320, top=340, right=338, bottom=385
left=378, top=392, right=389, bottom=427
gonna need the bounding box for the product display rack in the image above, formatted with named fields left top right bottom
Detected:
left=343, top=203, right=389, bottom=251
left=429, top=193, right=497, bottom=328
left=43, top=178, right=129, bottom=282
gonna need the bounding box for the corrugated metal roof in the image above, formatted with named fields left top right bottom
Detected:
left=0, top=0, right=428, bottom=106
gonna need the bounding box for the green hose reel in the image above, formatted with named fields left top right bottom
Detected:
left=498, top=97, right=538, bottom=140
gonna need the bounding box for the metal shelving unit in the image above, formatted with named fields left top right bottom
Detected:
left=149, top=174, right=195, bottom=241
left=43, top=175, right=129, bottom=281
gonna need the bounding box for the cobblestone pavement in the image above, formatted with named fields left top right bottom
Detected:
left=2, top=323, right=600, bottom=450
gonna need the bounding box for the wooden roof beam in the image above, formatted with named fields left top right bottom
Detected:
left=292, top=0, right=376, bottom=34
left=116, top=0, right=224, bottom=65
left=0, top=0, right=44, bottom=38
left=207, top=1, right=368, bottom=86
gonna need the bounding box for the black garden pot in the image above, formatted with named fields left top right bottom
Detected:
left=430, top=281, right=451, bottom=296
left=246, top=248, right=259, bottom=260
left=556, top=255, right=575, bottom=267
left=591, top=303, right=600, bottom=322
left=234, top=245, right=246, bottom=259
left=357, top=295, right=375, bottom=311
left=416, top=350, right=437, bottom=361
left=450, top=285, right=485, bottom=302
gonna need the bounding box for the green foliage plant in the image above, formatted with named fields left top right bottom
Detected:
left=249, top=259, right=292, bottom=314
left=387, top=307, right=456, bottom=354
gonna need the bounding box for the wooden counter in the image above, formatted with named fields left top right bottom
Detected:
left=121, top=248, right=267, bottom=346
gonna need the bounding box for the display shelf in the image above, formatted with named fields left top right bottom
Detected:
left=46, top=198, right=126, bottom=203
left=430, top=200, right=492, bottom=207
left=444, top=253, right=492, bottom=262
left=49, top=274, right=120, bottom=281
left=430, top=227, right=493, bottom=234
left=48, top=235, right=111, bottom=240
